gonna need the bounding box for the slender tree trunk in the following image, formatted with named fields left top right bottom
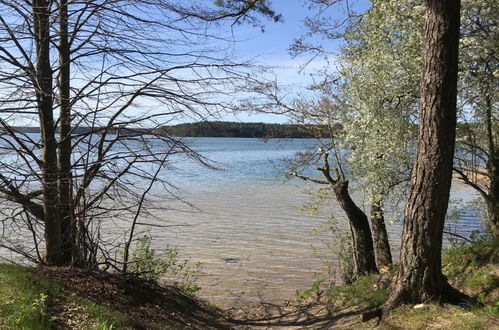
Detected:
left=487, top=151, right=499, bottom=239
left=370, top=201, right=392, bottom=268
left=485, top=92, right=499, bottom=239
left=58, top=0, right=76, bottom=265
left=33, top=0, right=63, bottom=265
left=332, top=180, right=378, bottom=275
left=385, top=0, right=466, bottom=306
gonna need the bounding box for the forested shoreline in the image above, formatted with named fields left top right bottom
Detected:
left=156, top=121, right=333, bottom=138
left=5, top=122, right=334, bottom=138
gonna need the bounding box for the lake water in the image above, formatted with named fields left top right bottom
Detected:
left=0, top=136, right=483, bottom=307
left=141, top=137, right=482, bottom=306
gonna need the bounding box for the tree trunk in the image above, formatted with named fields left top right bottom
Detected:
left=332, top=180, right=378, bottom=275
left=370, top=202, right=392, bottom=268
left=385, top=0, right=466, bottom=306
left=57, top=0, right=76, bottom=265
left=487, top=151, right=499, bottom=239
left=33, top=0, right=63, bottom=265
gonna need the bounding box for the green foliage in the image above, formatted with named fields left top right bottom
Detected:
left=14, top=292, right=55, bottom=329
left=442, top=233, right=499, bottom=318
left=97, top=321, right=115, bottom=330
left=298, top=278, right=325, bottom=299
left=128, top=236, right=201, bottom=293
left=442, top=230, right=497, bottom=280
left=327, top=274, right=389, bottom=310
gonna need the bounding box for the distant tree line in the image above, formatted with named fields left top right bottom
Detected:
left=155, top=121, right=334, bottom=138
left=2, top=127, right=151, bottom=135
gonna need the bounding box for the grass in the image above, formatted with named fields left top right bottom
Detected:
left=381, top=304, right=490, bottom=330
left=0, top=264, right=132, bottom=329
left=323, top=235, right=499, bottom=329
left=388, top=236, right=499, bottom=329
left=0, top=264, right=226, bottom=329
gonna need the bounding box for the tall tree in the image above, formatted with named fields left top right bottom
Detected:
left=33, top=0, right=64, bottom=265
left=385, top=0, right=466, bottom=306
left=0, top=0, right=278, bottom=267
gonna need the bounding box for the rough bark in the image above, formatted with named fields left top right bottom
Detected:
left=293, top=151, right=379, bottom=275
left=370, top=202, right=392, bottom=268
left=385, top=0, right=466, bottom=307
left=332, top=180, right=378, bottom=275
left=33, top=0, right=63, bottom=265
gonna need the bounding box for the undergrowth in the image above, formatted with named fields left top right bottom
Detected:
left=327, top=273, right=390, bottom=310
left=127, top=235, right=201, bottom=293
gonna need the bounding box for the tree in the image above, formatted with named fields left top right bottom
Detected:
left=336, top=1, right=425, bottom=268
left=283, top=1, right=403, bottom=270
left=0, top=0, right=277, bottom=267
left=454, top=0, right=499, bottom=239
left=289, top=0, right=497, bottom=273
left=385, top=0, right=467, bottom=306
left=341, top=0, right=498, bottom=243
left=289, top=98, right=378, bottom=276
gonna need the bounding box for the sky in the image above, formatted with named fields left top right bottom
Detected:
left=216, top=0, right=371, bottom=123
left=0, top=0, right=371, bottom=127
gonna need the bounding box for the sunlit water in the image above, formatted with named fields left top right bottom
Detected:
left=141, top=138, right=482, bottom=306
left=0, top=137, right=483, bottom=307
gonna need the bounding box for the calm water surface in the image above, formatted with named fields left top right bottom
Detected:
left=0, top=136, right=482, bottom=307
left=143, top=137, right=482, bottom=307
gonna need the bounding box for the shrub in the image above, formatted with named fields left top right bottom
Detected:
left=127, top=236, right=201, bottom=293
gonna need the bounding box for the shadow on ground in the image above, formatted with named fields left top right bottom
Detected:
left=228, top=299, right=370, bottom=329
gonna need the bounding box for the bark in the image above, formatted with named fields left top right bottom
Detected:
left=385, top=0, right=466, bottom=307
left=370, top=202, right=392, bottom=268
left=487, top=150, right=499, bottom=239
left=33, top=0, right=63, bottom=265
left=57, top=0, right=76, bottom=265
left=485, top=91, right=499, bottom=239
left=332, top=180, right=378, bottom=275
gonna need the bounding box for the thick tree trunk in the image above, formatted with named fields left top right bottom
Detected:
left=33, top=0, right=63, bottom=265
left=332, top=180, right=378, bottom=275
left=385, top=0, right=465, bottom=306
left=57, top=0, right=76, bottom=265
left=370, top=202, right=392, bottom=268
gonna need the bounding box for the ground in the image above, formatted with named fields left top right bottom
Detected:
left=0, top=238, right=497, bottom=329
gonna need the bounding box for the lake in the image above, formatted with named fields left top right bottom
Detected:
left=140, top=137, right=482, bottom=306
left=0, top=136, right=483, bottom=307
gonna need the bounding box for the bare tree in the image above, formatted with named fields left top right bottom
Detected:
left=0, top=0, right=278, bottom=267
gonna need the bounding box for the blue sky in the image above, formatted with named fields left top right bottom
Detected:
left=217, top=0, right=371, bottom=123
left=0, top=0, right=371, bottom=126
